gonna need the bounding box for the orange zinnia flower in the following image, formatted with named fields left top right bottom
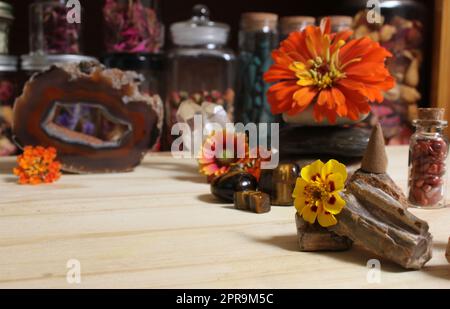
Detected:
left=264, top=18, right=395, bottom=124
left=13, top=146, right=62, bottom=185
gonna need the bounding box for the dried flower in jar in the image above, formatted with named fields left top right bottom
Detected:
left=103, top=0, right=163, bottom=53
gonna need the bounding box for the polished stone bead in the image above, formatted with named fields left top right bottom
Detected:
left=211, top=171, right=258, bottom=203
left=259, top=163, right=300, bottom=206
left=234, top=191, right=271, bottom=214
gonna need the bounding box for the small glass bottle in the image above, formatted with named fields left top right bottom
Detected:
left=103, top=0, right=164, bottom=53
left=280, top=16, right=315, bottom=39
left=164, top=5, right=236, bottom=149
left=29, top=0, right=83, bottom=54
left=408, top=108, right=448, bottom=209
left=235, top=12, right=279, bottom=125
left=0, top=1, right=13, bottom=54
left=0, top=55, right=18, bottom=156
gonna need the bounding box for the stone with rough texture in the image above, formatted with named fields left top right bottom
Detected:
left=329, top=170, right=433, bottom=270
left=296, top=214, right=353, bottom=252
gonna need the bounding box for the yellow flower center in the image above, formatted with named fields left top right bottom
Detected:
left=304, top=181, right=328, bottom=205
left=289, top=38, right=361, bottom=90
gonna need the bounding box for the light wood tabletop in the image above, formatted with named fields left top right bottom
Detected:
left=0, top=146, right=449, bottom=289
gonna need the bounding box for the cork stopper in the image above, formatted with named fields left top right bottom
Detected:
left=418, top=108, right=445, bottom=121
left=361, top=123, right=388, bottom=174
left=241, top=12, right=278, bottom=32
left=414, top=108, right=448, bottom=127
left=280, top=16, right=316, bottom=35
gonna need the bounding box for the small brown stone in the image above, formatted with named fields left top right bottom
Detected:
left=295, top=213, right=352, bottom=252
left=234, top=191, right=271, bottom=214
left=259, top=163, right=299, bottom=206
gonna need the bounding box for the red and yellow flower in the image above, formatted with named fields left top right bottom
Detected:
left=264, top=18, right=395, bottom=124
left=13, top=146, right=62, bottom=185
left=198, top=130, right=269, bottom=181
left=293, top=159, right=347, bottom=227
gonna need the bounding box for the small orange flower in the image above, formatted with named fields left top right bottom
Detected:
left=198, top=130, right=270, bottom=181
left=198, top=130, right=249, bottom=178
left=264, top=18, right=395, bottom=124
left=13, top=146, right=62, bottom=185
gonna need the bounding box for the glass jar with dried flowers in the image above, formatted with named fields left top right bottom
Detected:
left=0, top=55, right=18, bottom=156
left=29, top=0, right=83, bottom=55
left=344, top=0, right=430, bottom=145
left=103, top=0, right=164, bottom=54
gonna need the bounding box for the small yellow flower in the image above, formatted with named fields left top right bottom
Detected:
left=293, top=159, right=347, bottom=227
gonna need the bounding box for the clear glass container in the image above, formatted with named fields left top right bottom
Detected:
left=0, top=55, right=18, bottom=156
left=235, top=12, right=279, bottom=125
left=164, top=5, right=236, bottom=149
left=408, top=108, right=448, bottom=209
left=29, top=0, right=83, bottom=54
left=103, top=0, right=164, bottom=53
left=345, top=0, right=430, bottom=145
left=280, top=16, right=315, bottom=39
left=0, top=1, right=13, bottom=54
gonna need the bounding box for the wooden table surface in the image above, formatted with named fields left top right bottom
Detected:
left=0, top=146, right=449, bottom=289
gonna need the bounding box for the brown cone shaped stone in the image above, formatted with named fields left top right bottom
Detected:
left=361, top=123, right=388, bottom=174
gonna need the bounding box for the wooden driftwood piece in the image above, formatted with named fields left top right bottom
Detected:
left=329, top=170, right=433, bottom=270
left=296, top=214, right=353, bottom=252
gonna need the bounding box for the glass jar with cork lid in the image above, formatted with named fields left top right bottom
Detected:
left=280, top=16, right=315, bottom=40
left=408, top=108, right=449, bottom=209
left=320, top=15, right=353, bottom=32
left=235, top=12, right=279, bottom=126
left=29, top=0, right=83, bottom=54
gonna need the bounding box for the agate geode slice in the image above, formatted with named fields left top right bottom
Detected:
left=13, top=61, right=163, bottom=173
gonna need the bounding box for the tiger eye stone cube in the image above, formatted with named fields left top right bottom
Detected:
left=259, top=163, right=300, bottom=206
left=234, top=191, right=271, bottom=214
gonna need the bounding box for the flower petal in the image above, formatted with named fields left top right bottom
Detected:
left=302, top=204, right=319, bottom=224
left=292, top=177, right=308, bottom=198
left=317, top=211, right=338, bottom=227
left=321, top=159, right=348, bottom=183
left=324, top=192, right=346, bottom=215
left=294, top=195, right=307, bottom=214
left=325, top=173, right=345, bottom=192
left=301, top=160, right=324, bottom=182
